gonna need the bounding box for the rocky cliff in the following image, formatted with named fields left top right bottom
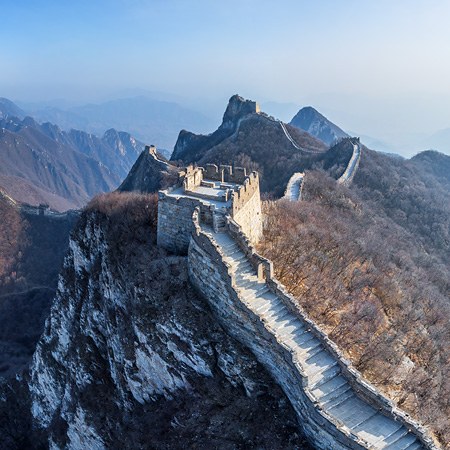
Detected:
left=117, top=147, right=179, bottom=193
left=171, top=94, right=260, bottom=163
left=19, top=192, right=310, bottom=449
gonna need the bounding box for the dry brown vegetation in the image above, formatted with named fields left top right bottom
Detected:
left=258, top=169, right=450, bottom=448
left=0, top=196, right=77, bottom=377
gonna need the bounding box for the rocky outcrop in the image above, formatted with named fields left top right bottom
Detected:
left=290, top=106, right=349, bottom=146
left=221, top=95, right=260, bottom=130
left=26, top=200, right=311, bottom=449
left=171, top=94, right=262, bottom=162
left=118, top=146, right=179, bottom=193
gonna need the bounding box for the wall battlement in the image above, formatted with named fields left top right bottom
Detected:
left=203, top=163, right=248, bottom=184
left=157, top=163, right=262, bottom=253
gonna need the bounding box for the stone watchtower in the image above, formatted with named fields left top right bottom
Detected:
left=157, top=164, right=263, bottom=254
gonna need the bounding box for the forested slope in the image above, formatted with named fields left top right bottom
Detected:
left=258, top=150, right=450, bottom=447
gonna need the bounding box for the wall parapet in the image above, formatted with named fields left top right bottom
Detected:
left=198, top=212, right=438, bottom=450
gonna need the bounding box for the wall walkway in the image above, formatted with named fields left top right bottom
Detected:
left=283, top=172, right=304, bottom=201
left=338, top=140, right=361, bottom=185
left=188, top=211, right=437, bottom=450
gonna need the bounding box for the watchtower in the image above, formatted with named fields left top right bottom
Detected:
left=157, top=164, right=262, bottom=254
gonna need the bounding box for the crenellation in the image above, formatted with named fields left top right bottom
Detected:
left=157, top=163, right=262, bottom=253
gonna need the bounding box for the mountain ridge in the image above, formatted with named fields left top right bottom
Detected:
left=0, top=114, right=147, bottom=210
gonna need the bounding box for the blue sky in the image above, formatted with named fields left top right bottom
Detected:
left=2, top=0, right=450, bottom=154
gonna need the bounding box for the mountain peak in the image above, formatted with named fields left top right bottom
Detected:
left=222, top=94, right=260, bottom=129
left=290, top=106, right=348, bottom=146
left=0, top=97, right=25, bottom=119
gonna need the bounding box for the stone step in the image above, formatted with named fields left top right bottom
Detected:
left=311, top=374, right=348, bottom=399
left=241, top=283, right=269, bottom=299
left=269, top=308, right=292, bottom=325
left=353, top=415, right=403, bottom=447
left=232, top=261, right=253, bottom=272
left=322, top=389, right=355, bottom=411
left=224, top=250, right=245, bottom=260
left=373, top=424, right=409, bottom=447
left=224, top=253, right=247, bottom=264
left=306, top=359, right=339, bottom=380
left=259, top=304, right=286, bottom=321
left=290, top=329, right=317, bottom=348
left=402, top=441, right=423, bottom=450
left=222, top=243, right=238, bottom=252
left=251, top=294, right=277, bottom=309
left=310, top=363, right=341, bottom=388
left=261, top=303, right=288, bottom=320
left=238, top=278, right=263, bottom=289
left=319, top=381, right=352, bottom=406
left=330, top=398, right=377, bottom=429
left=305, top=350, right=337, bottom=371
left=254, top=298, right=281, bottom=314
left=301, top=342, right=324, bottom=359
left=384, top=433, right=419, bottom=450
left=234, top=271, right=256, bottom=282
left=275, top=314, right=299, bottom=328
left=278, top=324, right=307, bottom=341
left=326, top=393, right=359, bottom=417
left=240, top=287, right=270, bottom=301
left=276, top=317, right=304, bottom=334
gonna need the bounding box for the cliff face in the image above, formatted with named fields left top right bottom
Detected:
left=26, top=193, right=309, bottom=449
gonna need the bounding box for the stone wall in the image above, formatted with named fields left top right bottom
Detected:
left=337, top=138, right=361, bottom=186
left=188, top=221, right=366, bottom=450
left=231, top=172, right=263, bottom=243
left=208, top=211, right=437, bottom=449
left=183, top=165, right=203, bottom=191
left=157, top=192, right=200, bottom=254
left=203, top=164, right=248, bottom=184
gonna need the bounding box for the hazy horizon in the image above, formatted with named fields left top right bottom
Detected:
left=2, top=0, right=450, bottom=156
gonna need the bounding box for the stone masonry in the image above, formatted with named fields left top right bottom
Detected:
left=157, top=164, right=262, bottom=254
left=156, top=166, right=438, bottom=450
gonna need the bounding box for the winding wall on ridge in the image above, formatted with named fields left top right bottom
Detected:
left=187, top=210, right=438, bottom=450
left=337, top=138, right=362, bottom=185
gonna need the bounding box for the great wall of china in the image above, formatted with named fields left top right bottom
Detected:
left=157, top=161, right=438, bottom=450
left=283, top=136, right=362, bottom=201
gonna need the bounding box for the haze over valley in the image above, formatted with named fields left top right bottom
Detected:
left=0, top=1, right=449, bottom=450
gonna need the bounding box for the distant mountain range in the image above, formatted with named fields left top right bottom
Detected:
left=0, top=101, right=149, bottom=210
left=15, top=96, right=215, bottom=151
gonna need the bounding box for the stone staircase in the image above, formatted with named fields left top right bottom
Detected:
left=208, top=228, right=426, bottom=450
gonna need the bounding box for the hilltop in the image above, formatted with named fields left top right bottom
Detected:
left=171, top=95, right=329, bottom=196
left=289, top=106, right=349, bottom=145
